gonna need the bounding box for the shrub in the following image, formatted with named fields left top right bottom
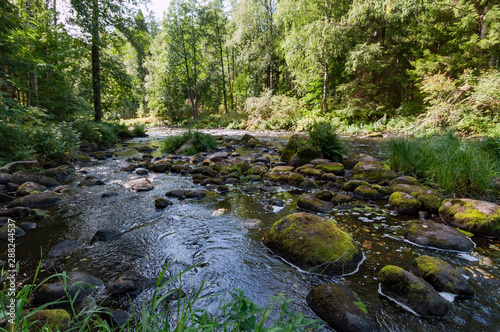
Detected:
left=309, top=121, right=345, bottom=162
left=0, top=122, right=33, bottom=163
left=74, top=121, right=131, bottom=147
left=132, top=123, right=147, bottom=137
left=160, top=131, right=218, bottom=155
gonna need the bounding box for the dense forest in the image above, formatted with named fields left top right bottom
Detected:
left=1, top=0, right=500, bottom=160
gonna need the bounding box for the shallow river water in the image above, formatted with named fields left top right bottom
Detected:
left=5, top=128, right=500, bottom=331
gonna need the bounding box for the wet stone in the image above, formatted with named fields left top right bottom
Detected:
left=102, top=191, right=119, bottom=198
left=91, top=229, right=122, bottom=243
left=0, top=225, right=25, bottom=241
left=155, top=198, right=173, bottom=209
left=165, top=190, right=186, bottom=199
left=185, top=190, right=206, bottom=199
left=34, top=272, right=103, bottom=304
left=48, top=240, right=84, bottom=257
left=19, top=222, right=36, bottom=231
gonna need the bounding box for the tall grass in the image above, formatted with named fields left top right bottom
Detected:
left=386, top=132, right=499, bottom=197
left=1, top=262, right=320, bottom=331
left=160, top=131, right=218, bottom=155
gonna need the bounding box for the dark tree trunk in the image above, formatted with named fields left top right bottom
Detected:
left=92, top=0, right=102, bottom=122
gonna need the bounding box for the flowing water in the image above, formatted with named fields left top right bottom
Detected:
left=4, top=128, right=500, bottom=331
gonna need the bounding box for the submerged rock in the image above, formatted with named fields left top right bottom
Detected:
left=91, top=229, right=122, bottom=243
left=33, top=272, right=103, bottom=304
left=405, top=220, right=474, bottom=252
left=155, top=198, right=174, bottom=209
left=306, top=284, right=378, bottom=332
left=48, top=240, right=84, bottom=257
left=379, top=265, right=449, bottom=317
left=262, top=212, right=362, bottom=275
left=78, top=175, right=105, bottom=187
left=439, top=199, right=500, bottom=237
left=410, top=255, right=473, bottom=297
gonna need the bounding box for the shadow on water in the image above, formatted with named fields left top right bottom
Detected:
left=3, top=128, right=500, bottom=331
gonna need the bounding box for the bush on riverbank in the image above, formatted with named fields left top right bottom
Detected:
left=0, top=264, right=321, bottom=331
left=387, top=132, right=500, bottom=197
left=160, top=131, right=218, bottom=155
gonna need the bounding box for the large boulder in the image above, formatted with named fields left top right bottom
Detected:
left=262, top=212, right=362, bottom=275
left=297, top=194, right=333, bottom=213
left=354, top=185, right=380, bottom=200
left=280, top=134, right=322, bottom=168
left=391, top=184, right=444, bottom=213
left=0, top=173, right=12, bottom=185
left=316, top=162, right=345, bottom=176
left=16, top=181, right=47, bottom=196
left=405, top=220, right=474, bottom=252
left=41, top=165, right=75, bottom=183
left=343, top=180, right=370, bottom=192
left=388, top=192, right=421, bottom=215
left=0, top=225, right=25, bottom=241
left=148, top=159, right=171, bottom=173
left=378, top=265, right=449, bottom=317
left=48, top=240, right=84, bottom=257
left=410, top=255, right=473, bottom=297
left=125, top=178, right=153, bottom=192
left=306, top=284, right=378, bottom=332
left=351, top=162, right=395, bottom=183
left=439, top=199, right=500, bottom=237
left=33, top=272, right=103, bottom=304
left=7, top=191, right=61, bottom=208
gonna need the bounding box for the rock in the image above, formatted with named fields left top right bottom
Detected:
left=19, top=222, right=36, bottom=231
left=439, top=199, right=500, bottom=237
left=271, top=165, right=295, bottom=172
left=0, top=225, right=25, bottom=241
left=108, top=270, right=153, bottom=296
left=91, top=229, right=122, bottom=243
left=102, top=191, right=119, bottom=198
left=297, top=194, right=333, bottom=213
left=48, top=240, right=84, bottom=257
left=33, top=272, right=103, bottom=304
left=391, top=184, right=444, bottom=213
left=41, top=165, right=74, bottom=183
left=135, top=168, right=149, bottom=176
left=351, top=162, right=395, bottom=183
left=101, top=308, right=131, bottom=328
left=207, top=152, right=228, bottom=162
left=170, top=163, right=191, bottom=174
left=165, top=190, right=186, bottom=199
left=0, top=207, right=30, bottom=218
left=135, top=145, right=155, bottom=153
left=389, top=176, right=421, bottom=187
left=190, top=166, right=218, bottom=178
left=255, top=156, right=270, bottom=164
left=262, top=212, right=362, bottom=275
left=314, top=190, right=334, bottom=201
left=354, top=185, right=379, bottom=200
left=78, top=175, right=105, bottom=187
left=316, top=162, right=345, bottom=176
left=121, top=164, right=137, bottom=172
left=410, top=255, right=473, bottom=297
left=149, top=159, right=171, bottom=173
left=0, top=193, right=14, bottom=203
left=343, top=180, right=370, bottom=192
left=243, top=219, right=261, bottom=229
left=155, top=198, right=174, bottom=209
left=264, top=171, right=305, bottom=186
left=333, top=194, right=352, bottom=205
left=16, top=181, right=47, bottom=196
left=175, top=138, right=195, bottom=154
left=306, top=284, right=378, bottom=332
left=26, top=309, right=71, bottom=331
left=125, top=178, right=153, bottom=192
left=298, top=167, right=323, bottom=178
left=379, top=265, right=449, bottom=317
left=184, top=190, right=205, bottom=199
left=11, top=171, right=60, bottom=187
left=298, top=180, right=319, bottom=190
left=7, top=191, right=61, bottom=208
left=0, top=173, right=12, bottom=185
left=5, top=182, right=18, bottom=192
left=289, top=146, right=323, bottom=168
left=217, top=185, right=229, bottom=193
left=389, top=192, right=421, bottom=215
left=405, top=220, right=474, bottom=252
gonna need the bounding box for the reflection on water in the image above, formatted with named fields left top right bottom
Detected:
left=3, top=129, right=500, bottom=332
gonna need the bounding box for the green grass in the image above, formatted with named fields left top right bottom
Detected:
left=386, top=132, right=499, bottom=197
left=308, top=121, right=345, bottom=162
left=0, top=261, right=321, bottom=331
left=160, top=131, right=218, bottom=155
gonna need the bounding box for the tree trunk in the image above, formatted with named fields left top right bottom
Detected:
left=92, top=0, right=102, bottom=122
left=226, top=49, right=233, bottom=111
left=179, top=24, right=196, bottom=119
left=322, top=60, right=329, bottom=113
left=216, top=17, right=228, bottom=114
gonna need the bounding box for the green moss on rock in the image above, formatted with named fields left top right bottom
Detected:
left=316, top=162, right=345, bottom=175
left=262, top=212, right=362, bottom=275
left=343, top=180, right=370, bottom=192
left=27, top=309, right=71, bottom=331
left=389, top=192, right=421, bottom=214
left=352, top=161, right=395, bottom=183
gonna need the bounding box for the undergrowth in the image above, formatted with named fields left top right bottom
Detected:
left=160, top=131, right=218, bottom=155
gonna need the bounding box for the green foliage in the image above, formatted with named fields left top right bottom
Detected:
left=74, top=121, right=131, bottom=147
left=160, top=131, right=218, bottom=155
left=309, top=121, right=344, bottom=162
left=132, top=123, right=148, bottom=137
left=387, top=132, right=499, bottom=197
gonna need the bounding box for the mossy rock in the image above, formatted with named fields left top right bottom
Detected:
left=354, top=185, right=380, bottom=200
left=306, top=284, right=378, bottom=332
left=16, top=181, right=47, bottom=196
left=0, top=225, right=25, bottom=241
left=391, top=184, right=444, bottom=213
left=297, top=194, right=333, bottom=213
left=76, top=154, right=91, bottom=162
left=280, top=134, right=310, bottom=164
left=271, top=165, right=295, bottom=172
left=379, top=265, right=449, bottom=317
left=391, top=184, right=427, bottom=196
left=439, top=199, right=500, bottom=237
left=298, top=167, right=323, bottom=178
left=248, top=165, right=268, bottom=175
left=405, top=220, right=474, bottom=252
left=321, top=173, right=337, bottom=182
left=211, top=159, right=249, bottom=173
left=298, top=180, right=319, bottom=190
left=148, top=159, right=171, bottom=173
left=262, top=212, right=362, bottom=275
left=333, top=194, right=352, bottom=205
left=351, top=162, right=395, bottom=183
left=27, top=309, right=71, bottom=331
left=410, top=256, right=473, bottom=297
left=316, top=162, right=345, bottom=176
left=289, top=146, right=323, bottom=168
left=389, top=176, right=422, bottom=187
left=7, top=191, right=61, bottom=209
left=389, top=192, right=421, bottom=215
left=343, top=180, right=370, bottom=192
left=314, top=190, right=334, bottom=202
left=264, top=171, right=305, bottom=186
